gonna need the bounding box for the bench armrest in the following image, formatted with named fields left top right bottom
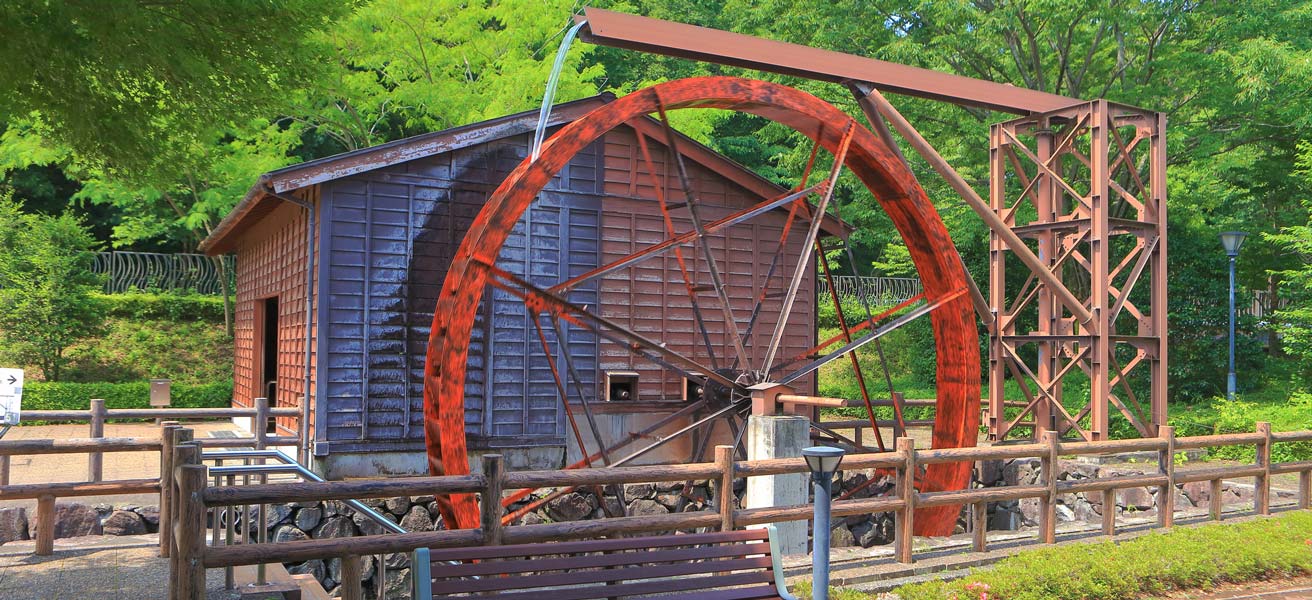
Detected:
left=412, top=547, right=434, bottom=600
left=764, top=525, right=799, bottom=600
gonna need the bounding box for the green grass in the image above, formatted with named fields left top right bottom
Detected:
left=883, top=511, right=1312, bottom=600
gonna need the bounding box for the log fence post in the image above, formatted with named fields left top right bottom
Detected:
left=1101, top=489, right=1115, bottom=536
left=1038, top=431, right=1058, bottom=544
left=339, top=554, right=364, bottom=600
left=253, top=397, right=269, bottom=450
left=0, top=455, right=9, bottom=486
left=89, top=398, right=106, bottom=482
left=170, top=429, right=195, bottom=564
left=971, top=501, right=987, bottom=552
left=481, top=454, right=504, bottom=546
left=1255, top=421, right=1271, bottom=516
left=159, top=422, right=181, bottom=557
left=1300, top=470, right=1311, bottom=511
left=894, top=437, right=915, bottom=564
left=715, top=445, right=735, bottom=531
left=35, top=494, right=55, bottom=555
left=1209, top=479, right=1223, bottom=521
left=171, top=444, right=207, bottom=600
left=1158, top=425, right=1176, bottom=528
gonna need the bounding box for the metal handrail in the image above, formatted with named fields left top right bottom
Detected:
left=202, top=449, right=414, bottom=597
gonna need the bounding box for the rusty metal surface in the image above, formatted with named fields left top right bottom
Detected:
left=425, top=77, right=980, bottom=536
left=988, top=101, right=1167, bottom=442
left=577, top=8, right=1080, bottom=115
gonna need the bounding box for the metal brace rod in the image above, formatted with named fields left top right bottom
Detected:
left=848, top=82, right=1095, bottom=325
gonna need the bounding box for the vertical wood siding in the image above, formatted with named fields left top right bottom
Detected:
left=319, top=132, right=602, bottom=451
left=232, top=198, right=317, bottom=435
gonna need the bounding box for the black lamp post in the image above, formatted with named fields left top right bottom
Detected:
left=1220, top=231, right=1247, bottom=401
left=802, top=446, right=845, bottom=600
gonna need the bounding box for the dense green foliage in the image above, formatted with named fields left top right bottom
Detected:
left=95, top=292, right=228, bottom=323
left=1, top=0, right=1311, bottom=410
left=61, top=318, right=234, bottom=385
left=0, top=200, right=104, bottom=380
left=22, top=381, right=233, bottom=413
left=889, top=511, right=1312, bottom=600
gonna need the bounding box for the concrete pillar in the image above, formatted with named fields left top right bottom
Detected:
left=745, top=414, right=809, bottom=555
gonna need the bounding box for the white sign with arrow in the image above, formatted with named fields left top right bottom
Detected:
left=0, top=368, right=22, bottom=426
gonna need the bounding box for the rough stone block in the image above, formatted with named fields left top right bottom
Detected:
left=102, top=510, right=147, bottom=536
left=0, top=508, right=28, bottom=544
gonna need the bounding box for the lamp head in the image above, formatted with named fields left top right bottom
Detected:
left=1220, top=231, right=1247, bottom=257
left=802, top=446, right=846, bottom=476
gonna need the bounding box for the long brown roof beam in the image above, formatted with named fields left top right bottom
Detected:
left=576, top=8, right=1081, bottom=115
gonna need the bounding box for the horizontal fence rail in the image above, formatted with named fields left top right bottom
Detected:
left=162, top=421, right=1312, bottom=600
left=0, top=398, right=294, bottom=557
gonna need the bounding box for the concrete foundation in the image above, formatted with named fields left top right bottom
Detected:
left=309, top=446, right=565, bottom=480
left=745, top=414, right=809, bottom=555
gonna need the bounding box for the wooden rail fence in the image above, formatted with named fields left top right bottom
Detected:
left=0, top=398, right=294, bottom=556
left=166, top=421, right=1312, bottom=600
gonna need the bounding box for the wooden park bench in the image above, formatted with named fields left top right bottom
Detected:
left=414, top=526, right=797, bottom=599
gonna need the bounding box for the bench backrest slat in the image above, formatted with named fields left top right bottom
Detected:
left=440, top=555, right=773, bottom=595
left=486, top=570, right=776, bottom=600
left=425, top=528, right=768, bottom=562
left=435, top=540, right=773, bottom=578
left=641, top=584, right=783, bottom=600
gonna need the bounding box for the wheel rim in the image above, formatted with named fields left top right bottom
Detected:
left=424, top=76, right=980, bottom=536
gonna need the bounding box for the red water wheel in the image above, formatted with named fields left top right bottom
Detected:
left=424, top=76, right=979, bottom=537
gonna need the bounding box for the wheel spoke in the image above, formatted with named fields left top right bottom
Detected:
left=531, top=315, right=608, bottom=466
left=816, top=244, right=886, bottom=452
left=611, top=401, right=749, bottom=467
left=634, top=129, right=722, bottom=370
left=549, top=184, right=822, bottom=295
left=761, top=123, right=855, bottom=374
left=477, top=258, right=736, bottom=390
left=547, top=313, right=612, bottom=465
left=776, top=289, right=965, bottom=385
left=653, top=98, right=753, bottom=371
left=739, top=135, right=825, bottom=353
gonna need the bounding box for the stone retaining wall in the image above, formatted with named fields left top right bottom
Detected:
left=0, top=503, right=158, bottom=545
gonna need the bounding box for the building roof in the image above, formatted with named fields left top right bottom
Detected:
left=201, top=92, right=848, bottom=254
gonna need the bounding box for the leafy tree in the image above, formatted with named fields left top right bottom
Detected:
left=0, top=200, right=104, bottom=381
left=0, top=0, right=351, bottom=183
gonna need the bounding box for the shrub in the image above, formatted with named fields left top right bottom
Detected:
left=94, top=292, right=227, bottom=323
left=894, top=510, right=1312, bottom=600
left=21, top=380, right=233, bottom=415
left=1190, top=392, right=1312, bottom=462
left=62, top=318, right=234, bottom=384
left=0, top=201, right=105, bottom=380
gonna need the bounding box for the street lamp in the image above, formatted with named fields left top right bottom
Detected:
left=802, top=446, right=846, bottom=600
left=1220, top=231, right=1247, bottom=401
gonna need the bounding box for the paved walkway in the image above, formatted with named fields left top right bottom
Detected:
left=0, top=533, right=233, bottom=600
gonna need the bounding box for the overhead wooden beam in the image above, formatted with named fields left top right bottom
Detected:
left=577, top=8, right=1081, bottom=115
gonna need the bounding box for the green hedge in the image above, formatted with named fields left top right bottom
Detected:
left=93, top=292, right=227, bottom=323
left=887, top=511, right=1312, bottom=600
left=21, top=380, right=233, bottom=414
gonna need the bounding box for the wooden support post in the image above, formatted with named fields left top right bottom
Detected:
left=481, top=454, right=504, bottom=546
left=170, top=430, right=195, bottom=566
left=339, top=554, right=364, bottom=600
left=158, top=422, right=180, bottom=557
left=715, top=445, right=735, bottom=531
left=0, top=455, right=10, bottom=487
left=1101, top=489, right=1115, bottom=537
left=89, top=398, right=106, bottom=482
left=172, top=458, right=207, bottom=600
left=1038, top=431, right=1058, bottom=544
left=1255, top=422, right=1271, bottom=515
left=1158, top=425, right=1176, bottom=528
left=35, top=494, right=55, bottom=556
left=971, top=501, right=987, bottom=553
left=253, top=397, right=269, bottom=450
left=894, top=437, right=915, bottom=564
left=1210, top=479, right=1223, bottom=521
left=1300, top=470, right=1311, bottom=511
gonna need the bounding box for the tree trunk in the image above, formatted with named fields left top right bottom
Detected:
left=214, top=255, right=234, bottom=338
left=1268, top=273, right=1281, bottom=356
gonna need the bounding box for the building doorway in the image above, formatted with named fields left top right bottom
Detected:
left=259, top=296, right=279, bottom=435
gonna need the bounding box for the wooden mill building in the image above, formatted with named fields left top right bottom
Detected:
left=201, top=95, right=834, bottom=478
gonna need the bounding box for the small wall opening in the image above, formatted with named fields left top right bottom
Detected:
left=260, top=296, right=279, bottom=435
